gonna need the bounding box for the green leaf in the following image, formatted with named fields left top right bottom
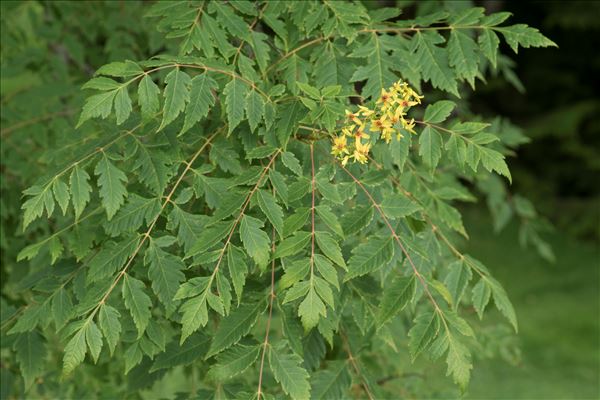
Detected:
left=377, top=275, right=416, bottom=329
left=52, top=287, right=73, bottom=330
left=380, top=193, right=421, bottom=218
left=151, top=333, right=210, bottom=372
left=158, top=68, right=191, bottom=131
left=349, top=34, right=397, bottom=100
left=281, top=151, right=303, bottom=176
left=21, top=185, right=53, bottom=230
left=95, top=60, right=142, bottom=77
left=495, top=24, right=557, bottom=53
left=114, top=87, right=132, bottom=125
left=70, top=165, right=92, bottom=219
left=124, top=342, right=143, bottom=374
left=208, top=343, right=261, bottom=381
left=478, top=28, right=500, bottom=67
left=409, top=311, right=440, bottom=360
left=206, top=300, right=266, bottom=358
left=445, top=331, right=472, bottom=390
left=314, top=254, right=339, bottom=290
left=85, top=321, right=103, bottom=363
left=297, top=82, right=321, bottom=99
left=52, top=179, right=70, bottom=215
left=390, top=133, right=411, bottom=172
left=77, top=90, right=117, bottom=127
left=227, top=245, right=248, bottom=305
left=315, top=231, right=346, bottom=269
left=179, top=294, right=209, bottom=344
left=415, top=32, right=459, bottom=97
left=418, top=125, right=443, bottom=169
left=98, top=304, right=121, bottom=356
left=145, top=239, right=185, bottom=314
left=444, top=260, right=472, bottom=308
left=279, top=260, right=310, bottom=291
left=276, top=100, right=306, bottom=147
left=224, top=78, right=249, bottom=133
left=269, top=342, right=311, bottom=400
left=187, top=221, right=232, bottom=258
left=284, top=208, right=310, bottom=237
left=95, top=154, right=128, bottom=220
left=245, top=145, right=277, bottom=160
left=104, top=194, right=160, bottom=237
left=239, top=215, right=271, bottom=267
left=87, top=237, right=139, bottom=283
left=122, top=274, right=152, bottom=338
left=310, top=360, right=352, bottom=400
left=203, top=13, right=236, bottom=58
left=345, top=236, right=394, bottom=280
left=489, top=278, right=518, bottom=332
left=256, top=189, right=284, bottom=238
left=180, top=73, right=217, bottom=135
left=250, top=31, right=270, bottom=73
left=448, top=30, right=479, bottom=87
left=314, top=276, right=334, bottom=309
left=8, top=303, right=49, bottom=334
left=299, top=286, right=327, bottom=330
left=138, top=74, right=160, bottom=120
left=14, top=331, right=46, bottom=388
left=316, top=178, right=342, bottom=204
left=62, top=326, right=87, bottom=375
left=471, top=278, right=491, bottom=319
left=424, top=100, right=456, bottom=124
left=341, top=205, right=373, bottom=236
left=88, top=237, right=139, bottom=283
left=429, top=278, right=454, bottom=307
left=315, top=205, right=344, bottom=238
left=283, top=281, right=310, bottom=303
left=82, top=77, right=120, bottom=91
left=480, top=147, right=512, bottom=182
left=245, top=89, right=264, bottom=132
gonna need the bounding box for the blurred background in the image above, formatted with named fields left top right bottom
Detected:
left=1, top=1, right=598, bottom=398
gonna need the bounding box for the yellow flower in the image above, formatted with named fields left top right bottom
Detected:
left=345, top=109, right=361, bottom=125
left=354, top=126, right=370, bottom=141
left=353, top=140, right=371, bottom=164
left=392, top=81, right=407, bottom=93
left=330, top=80, right=422, bottom=165
left=358, top=105, right=374, bottom=117
left=370, top=115, right=392, bottom=133
left=376, top=88, right=394, bottom=108
left=343, top=124, right=362, bottom=137
left=331, top=135, right=349, bottom=157
left=388, top=105, right=405, bottom=125
left=402, top=118, right=416, bottom=134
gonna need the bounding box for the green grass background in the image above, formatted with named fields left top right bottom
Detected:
left=464, top=211, right=599, bottom=399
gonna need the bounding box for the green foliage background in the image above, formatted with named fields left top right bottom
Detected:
left=1, top=1, right=597, bottom=399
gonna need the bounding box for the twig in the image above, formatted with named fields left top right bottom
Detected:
left=256, top=188, right=278, bottom=400
left=340, top=329, right=375, bottom=400
left=1, top=109, right=77, bottom=138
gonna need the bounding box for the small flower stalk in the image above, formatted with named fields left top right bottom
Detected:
left=332, top=80, right=423, bottom=165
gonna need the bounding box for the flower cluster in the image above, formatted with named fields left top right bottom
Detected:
left=332, top=80, right=423, bottom=165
